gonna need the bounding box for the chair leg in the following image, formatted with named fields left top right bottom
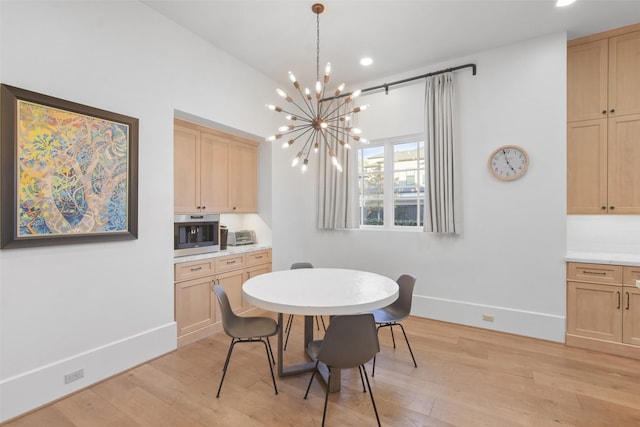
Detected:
left=361, top=364, right=381, bottom=427
left=390, top=324, right=397, bottom=348
left=284, top=319, right=293, bottom=351
left=216, top=338, right=237, bottom=398
left=285, top=314, right=293, bottom=333
left=304, top=360, right=320, bottom=399
left=266, top=337, right=276, bottom=365
left=320, top=315, right=327, bottom=331
left=321, top=368, right=331, bottom=427
left=396, top=323, right=418, bottom=367
left=358, top=365, right=366, bottom=392
left=260, top=339, right=278, bottom=395
left=372, top=355, right=377, bottom=377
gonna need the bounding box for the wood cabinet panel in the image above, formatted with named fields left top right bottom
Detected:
left=215, top=269, right=246, bottom=316
left=229, top=142, right=258, bottom=212
left=175, top=276, right=216, bottom=337
left=608, top=31, right=640, bottom=117
left=623, top=287, right=640, bottom=346
left=567, top=262, right=622, bottom=285
left=567, top=281, right=623, bottom=342
left=215, top=253, right=245, bottom=273
left=567, top=119, right=608, bottom=214
left=567, top=39, right=608, bottom=122
left=173, top=126, right=201, bottom=213
left=174, top=258, right=216, bottom=282
left=607, top=114, right=640, bottom=214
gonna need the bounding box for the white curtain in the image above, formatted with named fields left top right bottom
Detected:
left=424, top=72, right=457, bottom=233
left=317, top=140, right=359, bottom=229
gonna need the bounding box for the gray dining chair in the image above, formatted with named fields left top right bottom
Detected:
left=283, top=262, right=327, bottom=351
left=304, top=313, right=381, bottom=427
left=371, top=274, right=418, bottom=376
left=212, top=284, right=279, bottom=397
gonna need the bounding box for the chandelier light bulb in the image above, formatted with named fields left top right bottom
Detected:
left=282, top=139, right=295, bottom=149
left=302, top=158, right=309, bottom=173
left=266, top=104, right=283, bottom=112
left=276, top=88, right=292, bottom=102
left=314, top=142, right=319, bottom=153
left=335, top=83, right=345, bottom=96
left=278, top=125, right=294, bottom=132
left=285, top=114, right=297, bottom=121
left=305, top=88, right=312, bottom=100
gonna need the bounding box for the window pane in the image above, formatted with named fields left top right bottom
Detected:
left=394, top=198, right=424, bottom=226
left=394, top=142, right=419, bottom=170
left=362, top=200, right=384, bottom=225
left=361, top=146, right=384, bottom=173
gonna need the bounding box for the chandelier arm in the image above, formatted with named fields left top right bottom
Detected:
left=274, top=106, right=316, bottom=123
left=287, top=99, right=318, bottom=122
left=322, top=100, right=353, bottom=122
left=294, top=85, right=316, bottom=115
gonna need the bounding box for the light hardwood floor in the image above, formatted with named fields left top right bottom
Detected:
left=4, top=315, right=640, bottom=426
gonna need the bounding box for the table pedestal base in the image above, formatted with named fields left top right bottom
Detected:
left=276, top=313, right=341, bottom=392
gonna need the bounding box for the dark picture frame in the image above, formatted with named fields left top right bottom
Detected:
left=1, top=84, right=138, bottom=248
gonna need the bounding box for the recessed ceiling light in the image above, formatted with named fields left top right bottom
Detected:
left=556, top=0, right=577, bottom=7
left=360, top=57, right=373, bottom=67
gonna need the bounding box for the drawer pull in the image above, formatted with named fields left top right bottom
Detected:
left=582, top=270, right=607, bottom=276
left=617, top=291, right=621, bottom=309
left=226, top=260, right=236, bottom=264
left=190, top=266, right=203, bottom=272
left=255, top=255, right=263, bottom=259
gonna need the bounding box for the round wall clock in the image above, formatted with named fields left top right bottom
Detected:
left=487, top=145, right=529, bottom=181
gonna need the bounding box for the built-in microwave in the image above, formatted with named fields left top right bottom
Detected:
left=174, top=214, right=219, bottom=257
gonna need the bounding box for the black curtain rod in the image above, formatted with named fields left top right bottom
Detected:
left=323, top=63, right=477, bottom=101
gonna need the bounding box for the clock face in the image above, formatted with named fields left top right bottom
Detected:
left=488, top=145, right=529, bottom=181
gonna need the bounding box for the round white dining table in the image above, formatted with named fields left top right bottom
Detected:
left=243, top=267, right=399, bottom=391
left=243, top=267, right=399, bottom=316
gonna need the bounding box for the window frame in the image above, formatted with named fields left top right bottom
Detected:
left=357, top=133, right=425, bottom=231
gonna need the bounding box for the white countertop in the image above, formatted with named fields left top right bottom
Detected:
left=174, top=244, right=271, bottom=264
left=566, top=251, right=640, bottom=266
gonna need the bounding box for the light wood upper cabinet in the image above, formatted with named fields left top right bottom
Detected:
left=174, top=119, right=259, bottom=214
left=567, top=25, right=640, bottom=214
left=608, top=30, right=640, bottom=117
left=174, top=126, right=202, bottom=213
left=567, top=39, right=608, bottom=122
left=567, top=119, right=608, bottom=214
left=607, top=114, right=640, bottom=213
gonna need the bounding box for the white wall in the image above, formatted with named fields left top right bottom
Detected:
left=274, top=33, right=569, bottom=343
left=0, top=1, right=277, bottom=421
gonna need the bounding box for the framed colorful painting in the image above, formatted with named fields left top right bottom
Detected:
left=1, top=84, right=138, bottom=248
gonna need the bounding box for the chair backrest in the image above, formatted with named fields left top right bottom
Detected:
left=387, top=274, right=416, bottom=317
left=212, top=284, right=239, bottom=335
left=291, top=262, right=314, bottom=269
left=316, top=313, right=379, bottom=369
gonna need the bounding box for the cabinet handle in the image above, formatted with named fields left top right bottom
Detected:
left=247, top=271, right=251, bottom=279
left=255, top=255, right=263, bottom=259
left=190, top=266, right=203, bottom=271
left=626, top=292, right=630, bottom=310
left=617, top=291, right=621, bottom=309
left=582, top=270, right=606, bottom=276
left=226, top=260, right=236, bottom=264
left=602, top=110, right=607, bottom=114
left=610, top=206, right=615, bottom=210
left=601, top=206, right=607, bottom=210
left=610, top=109, right=615, bottom=113
left=201, top=206, right=206, bottom=210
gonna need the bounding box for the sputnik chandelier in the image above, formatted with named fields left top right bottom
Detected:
left=265, top=3, right=368, bottom=173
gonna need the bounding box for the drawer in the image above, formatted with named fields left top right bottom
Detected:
left=567, top=262, right=622, bottom=285
left=623, top=265, right=640, bottom=287
left=175, top=259, right=216, bottom=282
left=216, top=254, right=245, bottom=272
left=246, top=249, right=272, bottom=266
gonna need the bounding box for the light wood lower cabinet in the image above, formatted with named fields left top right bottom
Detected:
left=566, top=262, right=640, bottom=359
left=174, top=249, right=272, bottom=347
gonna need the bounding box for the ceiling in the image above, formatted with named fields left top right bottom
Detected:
left=144, top=0, right=640, bottom=89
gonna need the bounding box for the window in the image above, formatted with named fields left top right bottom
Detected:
left=357, top=136, right=425, bottom=229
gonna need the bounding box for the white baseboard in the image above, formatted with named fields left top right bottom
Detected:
left=0, top=322, right=177, bottom=423
left=412, top=295, right=566, bottom=343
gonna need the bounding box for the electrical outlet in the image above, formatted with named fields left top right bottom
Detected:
left=482, top=314, right=494, bottom=322
left=64, top=369, right=84, bottom=384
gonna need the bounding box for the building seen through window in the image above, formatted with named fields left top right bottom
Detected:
left=357, top=137, right=425, bottom=228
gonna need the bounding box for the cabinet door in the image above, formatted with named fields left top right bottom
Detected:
left=623, top=287, right=640, bottom=346
left=246, top=263, right=272, bottom=281
left=175, top=276, right=216, bottom=337
left=567, top=281, right=622, bottom=343
left=607, top=114, right=640, bottom=214
left=567, top=119, right=608, bottom=214
left=609, top=31, right=640, bottom=117
left=229, top=143, right=258, bottom=213
left=567, top=39, right=608, bottom=122
left=174, top=126, right=201, bottom=213
left=201, top=131, right=230, bottom=213
left=215, top=269, right=246, bottom=317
